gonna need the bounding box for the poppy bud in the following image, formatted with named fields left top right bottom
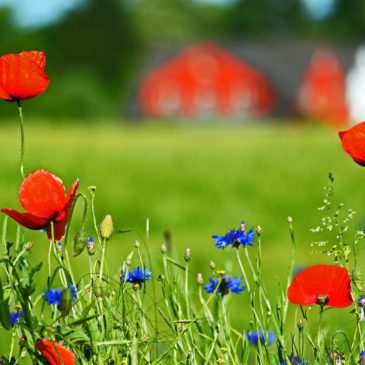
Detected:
left=0, top=300, right=11, bottom=330
left=94, top=281, right=105, bottom=298
left=352, top=269, right=365, bottom=291
left=134, top=240, right=140, bottom=248
left=73, top=229, right=88, bottom=257
left=209, top=261, right=216, bottom=270
left=59, top=287, right=73, bottom=317
left=160, top=243, right=168, bottom=254
left=0, top=279, right=10, bottom=330
left=287, top=216, right=293, bottom=223
left=99, top=215, right=113, bottom=240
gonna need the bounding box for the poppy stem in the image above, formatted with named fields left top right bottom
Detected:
left=16, top=100, right=25, bottom=179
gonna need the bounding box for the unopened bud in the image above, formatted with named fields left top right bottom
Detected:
left=352, top=269, right=365, bottom=291
left=184, top=248, right=192, bottom=262
left=125, top=254, right=133, bottom=266
left=197, top=273, right=204, bottom=285
left=59, top=287, right=73, bottom=317
left=255, top=225, right=263, bottom=235
left=209, top=261, right=216, bottom=270
left=94, top=281, right=104, bottom=298
left=287, top=216, right=293, bottom=223
left=160, top=243, right=168, bottom=254
left=73, top=229, right=88, bottom=257
left=87, top=236, right=95, bottom=256
left=24, top=241, right=33, bottom=250
left=88, top=185, right=96, bottom=193
left=297, top=319, right=304, bottom=331
left=158, top=274, right=165, bottom=281
left=99, top=214, right=113, bottom=240
left=134, top=240, right=140, bottom=248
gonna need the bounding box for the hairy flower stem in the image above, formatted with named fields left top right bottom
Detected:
left=236, top=249, right=262, bottom=329
left=99, top=238, right=107, bottom=281
left=16, top=100, right=25, bottom=179
left=317, top=306, right=324, bottom=355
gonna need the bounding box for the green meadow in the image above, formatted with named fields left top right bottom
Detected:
left=1, top=120, right=364, bottom=273
left=0, top=120, right=364, bottom=355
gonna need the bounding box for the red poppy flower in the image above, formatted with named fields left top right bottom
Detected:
left=288, top=264, right=353, bottom=308
left=339, top=122, right=365, bottom=166
left=1, top=170, right=79, bottom=241
left=36, top=339, right=75, bottom=365
left=0, top=51, right=50, bottom=101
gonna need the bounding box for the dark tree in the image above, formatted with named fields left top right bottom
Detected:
left=224, top=0, right=310, bottom=38
left=46, top=0, right=140, bottom=95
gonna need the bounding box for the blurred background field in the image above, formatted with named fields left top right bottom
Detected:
left=0, top=121, right=363, bottom=280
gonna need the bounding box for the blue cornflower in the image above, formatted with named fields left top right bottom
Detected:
left=9, top=310, right=24, bottom=327
left=87, top=236, right=95, bottom=247
left=359, top=295, right=365, bottom=308
left=245, top=330, right=276, bottom=346
left=121, top=267, right=152, bottom=285
left=280, top=356, right=310, bottom=365
left=204, top=276, right=245, bottom=296
left=212, top=221, right=255, bottom=249
left=360, top=351, right=365, bottom=364
left=43, top=284, right=77, bottom=306
left=65, top=284, right=78, bottom=301
left=43, top=288, right=62, bottom=305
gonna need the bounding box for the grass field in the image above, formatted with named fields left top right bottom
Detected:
left=0, top=119, right=364, bottom=357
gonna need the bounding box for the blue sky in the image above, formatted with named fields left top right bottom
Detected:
left=0, top=0, right=335, bottom=27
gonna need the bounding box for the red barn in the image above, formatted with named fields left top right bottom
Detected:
left=297, top=49, right=349, bottom=126
left=139, top=43, right=276, bottom=119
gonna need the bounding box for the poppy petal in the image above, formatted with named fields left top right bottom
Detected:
left=19, top=170, right=67, bottom=219
left=339, top=122, right=365, bottom=166
left=36, top=339, right=75, bottom=365
left=1, top=208, right=48, bottom=230
left=288, top=264, right=352, bottom=308
left=0, top=52, right=50, bottom=100
left=47, top=179, right=79, bottom=241
left=0, top=82, right=11, bottom=100
left=19, top=51, right=47, bottom=69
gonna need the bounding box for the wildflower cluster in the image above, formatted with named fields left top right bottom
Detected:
left=0, top=49, right=365, bottom=365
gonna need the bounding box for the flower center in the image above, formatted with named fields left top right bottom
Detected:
left=316, top=294, right=329, bottom=306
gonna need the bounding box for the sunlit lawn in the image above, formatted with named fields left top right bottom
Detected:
left=0, top=119, right=364, bottom=355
